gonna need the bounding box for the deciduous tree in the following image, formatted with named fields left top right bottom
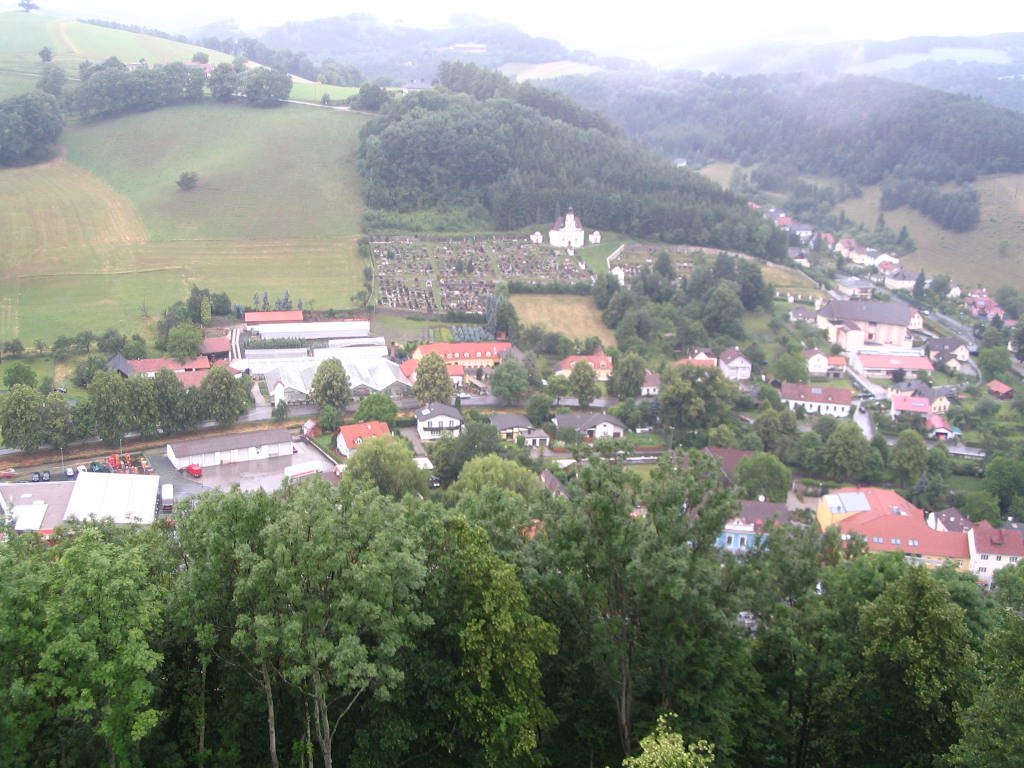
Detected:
left=199, top=366, right=250, bottom=426
left=310, top=358, right=351, bottom=410
left=567, top=361, right=599, bottom=408
left=414, top=352, right=453, bottom=405
left=0, top=383, right=45, bottom=451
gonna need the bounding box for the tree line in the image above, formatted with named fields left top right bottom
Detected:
left=357, top=87, right=785, bottom=258
left=0, top=365, right=252, bottom=452
left=1, top=453, right=1021, bottom=767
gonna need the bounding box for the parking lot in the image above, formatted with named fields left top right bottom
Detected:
left=149, top=440, right=337, bottom=497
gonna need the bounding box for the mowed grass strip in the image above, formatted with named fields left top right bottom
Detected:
left=511, top=294, right=615, bottom=347
left=0, top=159, right=148, bottom=276
left=62, top=102, right=369, bottom=241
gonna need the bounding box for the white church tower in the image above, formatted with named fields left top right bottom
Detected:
left=549, top=208, right=585, bottom=249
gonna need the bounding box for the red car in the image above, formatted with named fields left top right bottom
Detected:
left=0, top=467, right=17, bottom=479
left=186, top=463, right=203, bottom=478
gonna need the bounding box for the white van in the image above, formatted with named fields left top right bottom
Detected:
left=161, top=484, right=174, bottom=512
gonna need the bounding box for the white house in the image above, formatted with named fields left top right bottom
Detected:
left=804, top=348, right=829, bottom=378
left=968, top=521, right=1024, bottom=587
left=553, top=412, right=626, bottom=440
left=780, top=383, right=852, bottom=418
left=588, top=230, right=602, bottom=245
left=415, top=403, right=464, bottom=442
left=641, top=369, right=661, bottom=397
left=529, top=231, right=543, bottom=244
left=549, top=209, right=585, bottom=249
left=336, top=421, right=391, bottom=457
left=718, top=347, right=752, bottom=381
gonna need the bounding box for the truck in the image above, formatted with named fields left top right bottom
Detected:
left=283, top=461, right=322, bottom=481
left=161, top=484, right=174, bottom=513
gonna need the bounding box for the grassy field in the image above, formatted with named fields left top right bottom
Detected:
left=761, top=262, right=827, bottom=299
left=836, top=174, right=1024, bottom=290
left=288, top=82, right=360, bottom=103
left=510, top=294, right=616, bottom=347
left=1, top=102, right=369, bottom=341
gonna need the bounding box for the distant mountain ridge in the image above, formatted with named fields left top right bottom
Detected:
left=256, top=14, right=633, bottom=84
left=687, top=33, right=1024, bottom=112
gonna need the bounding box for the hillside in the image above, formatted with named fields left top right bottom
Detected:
left=834, top=175, right=1024, bottom=289
left=257, top=14, right=588, bottom=84
left=0, top=12, right=235, bottom=96
left=0, top=102, right=368, bottom=342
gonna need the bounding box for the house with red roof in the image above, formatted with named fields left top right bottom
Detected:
left=201, top=335, right=231, bottom=359
left=988, top=379, right=1014, bottom=400
left=817, top=487, right=969, bottom=570
left=336, top=421, right=391, bottom=458
left=968, top=521, right=1024, bottom=586
left=890, top=395, right=931, bottom=420
left=926, top=413, right=962, bottom=442
left=412, top=341, right=512, bottom=369
left=555, top=347, right=614, bottom=382
left=780, top=383, right=852, bottom=417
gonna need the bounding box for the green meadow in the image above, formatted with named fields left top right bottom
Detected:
left=1, top=101, right=370, bottom=341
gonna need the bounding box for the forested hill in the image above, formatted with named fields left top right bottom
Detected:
left=550, top=72, right=1024, bottom=186
left=357, top=77, right=785, bottom=259
left=259, top=14, right=584, bottom=84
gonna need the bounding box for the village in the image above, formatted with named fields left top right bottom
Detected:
left=4, top=206, right=1024, bottom=587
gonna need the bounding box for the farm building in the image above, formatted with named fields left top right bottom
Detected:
left=167, top=429, right=294, bottom=470
left=65, top=472, right=160, bottom=526
left=246, top=319, right=371, bottom=339
left=412, top=341, right=513, bottom=369
left=244, top=310, right=304, bottom=324
left=0, top=481, right=76, bottom=535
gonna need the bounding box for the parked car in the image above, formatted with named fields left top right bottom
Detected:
left=186, top=463, right=203, bottom=478
left=31, top=471, right=41, bottom=482
left=41, top=470, right=51, bottom=482
left=63, top=467, right=76, bottom=479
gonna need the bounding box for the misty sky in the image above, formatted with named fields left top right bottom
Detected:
left=22, top=0, right=1024, bottom=67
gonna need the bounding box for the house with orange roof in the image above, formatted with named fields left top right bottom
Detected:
left=988, top=379, right=1014, bottom=400
left=106, top=353, right=211, bottom=379
left=412, top=341, right=512, bottom=369
left=817, top=487, right=970, bottom=570
left=968, top=520, right=1024, bottom=586
left=890, top=395, right=931, bottom=420
left=555, top=347, right=614, bottom=382
left=400, top=358, right=466, bottom=386
left=336, top=421, right=391, bottom=458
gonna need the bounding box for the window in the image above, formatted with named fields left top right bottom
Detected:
left=738, top=536, right=747, bottom=548
left=908, top=539, right=919, bottom=547
left=891, top=538, right=901, bottom=545
left=873, top=536, right=884, bottom=544
left=726, top=535, right=734, bottom=546
left=1012, top=557, right=1020, bottom=563
left=981, top=554, right=990, bottom=560
left=997, top=555, right=1003, bottom=561
left=979, top=567, right=988, bottom=573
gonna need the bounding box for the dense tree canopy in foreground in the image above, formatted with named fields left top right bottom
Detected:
left=0, top=454, right=1020, bottom=768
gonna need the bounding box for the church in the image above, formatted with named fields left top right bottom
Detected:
left=548, top=208, right=586, bottom=249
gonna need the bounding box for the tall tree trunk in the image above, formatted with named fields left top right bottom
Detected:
left=304, top=698, right=314, bottom=768
left=261, top=658, right=280, bottom=768
left=197, top=662, right=207, bottom=764
left=312, top=670, right=334, bottom=768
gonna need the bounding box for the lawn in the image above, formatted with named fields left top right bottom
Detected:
left=0, top=102, right=369, bottom=340
left=61, top=103, right=368, bottom=241
left=288, top=82, right=360, bottom=103
left=761, top=262, right=827, bottom=300
left=510, top=294, right=616, bottom=347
